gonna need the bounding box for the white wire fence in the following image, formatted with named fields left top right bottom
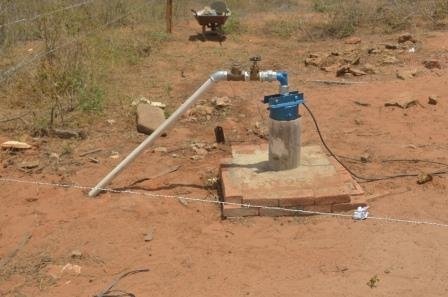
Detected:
left=1, top=176, right=448, bottom=229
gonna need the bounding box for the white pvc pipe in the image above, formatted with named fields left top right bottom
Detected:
left=88, top=72, right=227, bottom=197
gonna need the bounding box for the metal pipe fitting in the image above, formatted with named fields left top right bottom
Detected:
left=259, top=70, right=278, bottom=82
left=210, top=70, right=228, bottom=82
left=89, top=68, right=293, bottom=197
left=227, top=63, right=247, bottom=81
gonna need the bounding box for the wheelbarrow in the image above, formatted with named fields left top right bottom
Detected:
left=191, top=2, right=231, bottom=39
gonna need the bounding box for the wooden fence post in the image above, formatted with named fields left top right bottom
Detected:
left=166, top=0, right=173, bottom=33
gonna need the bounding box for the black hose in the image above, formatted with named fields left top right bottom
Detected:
left=302, top=103, right=448, bottom=182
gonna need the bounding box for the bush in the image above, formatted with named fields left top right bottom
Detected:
left=223, top=15, right=246, bottom=35
left=309, top=0, right=448, bottom=39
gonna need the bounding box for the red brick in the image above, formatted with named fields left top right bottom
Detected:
left=259, top=207, right=299, bottom=217
left=302, top=204, right=333, bottom=214
left=220, top=168, right=242, bottom=198
left=332, top=202, right=367, bottom=212
left=244, top=198, right=279, bottom=207
left=222, top=204, right=259, bottom=217
left=315, top=194, right=350, bottom=205
left=225, top=196, right=242, bottom=204
left=278, top=189, right=315, bottom=207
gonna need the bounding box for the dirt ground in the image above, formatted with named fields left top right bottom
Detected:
left=2, top=13, right=448, bottom=297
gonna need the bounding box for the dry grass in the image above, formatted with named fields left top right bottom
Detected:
left=308, top=0, right=448, bottom=39
left=0, top=0, right=447, bottom=134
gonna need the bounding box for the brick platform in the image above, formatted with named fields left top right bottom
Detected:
left=220, top=144, right=366, bottom=217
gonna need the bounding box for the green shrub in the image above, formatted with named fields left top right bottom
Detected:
left=223, top=15, right=246, bottom=35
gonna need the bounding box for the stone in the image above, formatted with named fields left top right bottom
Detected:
left=384, top=43, right=398, bottom=49
left=354, top=100, right=370, bottom=107
left=398, top=33, right=416, bottom=43
left=70, top=250, right=83, bottom=259
left=345, top=37, right=361, bottom=44
left=19, top=160, right=40, bottom=169
left=367, top=47, right=381, bottom=54
left=212, top=96, right=231, bottom=108
left=110, top=151, right=120, bottom=159
left=396, top=69, right=417, bottom=80
left=1, top=141, right=32, bottom=150
left=304, top=54, right=323, bottom=67
left=144, top=227, right=154, bottom=242
left=428, top=95, right=438, bottom=105
left=360, top=153, right=371, bottom=163
left=321, top=64, right=339, bottom=73
left=52, top=128, right=86, bottom=139
left=131, top=96, right=166, bottom=109
left=336, top=65, right=351, bottom=77
left=385, top=98, right=418, bottom=109
left=349, top=68, right=367, bottom=76
left=136, top=104, right=166, bottom=135
left=153, top=147, right=168, bottom=153
left=193, top=148, right=208, bottom=156
left=382, top=55, right=400, bottom=65
left=343, top=54, right=360, bottom=65
left=361, top=63, right=378, bottom=74
left=417, top=173, right=433, bottom=185
left=188, top=105, right=213, bottom=117
left=423, top=59, right=441, bottom=69
left=49, top=153, right=61, bottom=162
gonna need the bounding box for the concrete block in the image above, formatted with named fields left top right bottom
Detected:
left=220, top=144, right=364, bottom=217
left=136, top=104, right=166, bottom=135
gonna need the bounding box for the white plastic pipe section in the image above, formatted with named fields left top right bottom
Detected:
left=88, top=70, right=282, bottom=197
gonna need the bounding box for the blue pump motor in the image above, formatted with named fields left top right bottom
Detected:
left=263, top=91, right=304, bottom=121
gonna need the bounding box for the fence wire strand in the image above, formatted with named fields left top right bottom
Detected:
left=1, top=177, right=448, bottom=229
left=0, top=1, right=146, bottom=83
left=0, top=0, right=97, bottom=28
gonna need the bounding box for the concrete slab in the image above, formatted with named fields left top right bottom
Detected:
left=220, top=144, right=365, bottom=217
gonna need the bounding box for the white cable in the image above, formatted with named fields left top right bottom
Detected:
left=1, top=177, right=448, bottom=228
left=0, top=0, right=97, bottom=28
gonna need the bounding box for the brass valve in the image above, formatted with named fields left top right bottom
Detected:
left=250, top=55, right=261, bottom=81
left=227, top=62, right=245, bottom=81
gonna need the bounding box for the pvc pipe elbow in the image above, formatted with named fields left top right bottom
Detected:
left=210, top=71, right=228, bottom=82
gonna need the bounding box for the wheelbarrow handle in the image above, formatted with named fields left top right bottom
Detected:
left=191, top=9, right=198, bottom=16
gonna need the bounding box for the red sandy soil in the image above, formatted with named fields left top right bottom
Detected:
left=1, top=17, right=448, bottom=297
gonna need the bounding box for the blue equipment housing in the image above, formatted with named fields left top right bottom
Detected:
left=263, top=91, right=304, bottom=121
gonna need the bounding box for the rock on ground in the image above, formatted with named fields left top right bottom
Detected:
left=345, top=37, right=361, bottom=44
left=428, top=96, right=439, bottom=105
left=398, top=33, right=416, bottom=43
left=423, top=59, right=441, bottom=70
left=136, top=104, right=166, bottom=135
left=396, top=69, right=417, bottom=80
